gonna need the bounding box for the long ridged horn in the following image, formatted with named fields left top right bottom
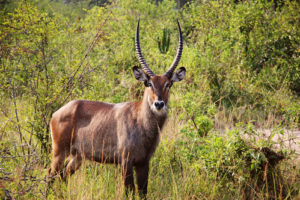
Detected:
left=135, top=19, right=155, bottom=77
left=164, top=20, right=183, bottom=78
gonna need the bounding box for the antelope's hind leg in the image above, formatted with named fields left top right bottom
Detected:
left=48, top=129, right=71, bottom=181
left=64, top=153, right=82, bottom=180
left=48, top=150, right=68, bottom=181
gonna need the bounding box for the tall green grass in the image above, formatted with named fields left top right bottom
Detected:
left=0, top=0, right=299, bottom=199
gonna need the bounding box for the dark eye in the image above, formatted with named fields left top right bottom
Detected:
left=165, top=83, right=170, bottom=89
left=148, top=82, right=153, bottom=88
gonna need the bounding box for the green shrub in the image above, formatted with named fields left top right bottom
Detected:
left=176, top=123, right=297, bottom=199
left=0, top=0, right=299, bottom=199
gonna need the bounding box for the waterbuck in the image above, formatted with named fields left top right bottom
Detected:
left=48, top=20, right=185, bottom=197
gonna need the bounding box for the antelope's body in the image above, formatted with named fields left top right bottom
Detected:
left=48, top=20, right=186, bottom=197
left=50, top=90, right=166, bottom=166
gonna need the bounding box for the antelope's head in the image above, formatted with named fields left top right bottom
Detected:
left=133, top=20, right=186, bottom=115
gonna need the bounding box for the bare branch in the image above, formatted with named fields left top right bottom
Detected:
left=8, top=77, right=26, bottom=156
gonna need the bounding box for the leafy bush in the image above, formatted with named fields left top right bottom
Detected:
left=177, top=123, right=297, bottom=199
left=0, top=0, right=299, bottom=199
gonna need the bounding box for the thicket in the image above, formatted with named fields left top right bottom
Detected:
left=0, top=0, right=299, bottom=199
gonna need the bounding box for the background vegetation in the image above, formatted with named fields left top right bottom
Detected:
left=0, top=0, right=299, bottom=199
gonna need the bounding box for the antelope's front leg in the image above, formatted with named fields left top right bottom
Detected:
left=122, top=160, right=135, bottom=195
left=135, top=161, right=149, bottom=198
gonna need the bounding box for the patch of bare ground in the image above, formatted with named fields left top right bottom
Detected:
left=239, top=129, right=299, bottom=163
left=259, top=129, right=299, bottom=162
left=218, top=128, right=299, bottom=163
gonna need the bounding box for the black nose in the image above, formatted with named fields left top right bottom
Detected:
left=154, top=101, right=165, bottom=110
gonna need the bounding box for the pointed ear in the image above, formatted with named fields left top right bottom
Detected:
left=133, top=66, right=149, bottom=83
left=171, top=67, right=186, bottom=82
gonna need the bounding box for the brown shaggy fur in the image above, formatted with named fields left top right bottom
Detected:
left=48, top=70, right=185, bottom=196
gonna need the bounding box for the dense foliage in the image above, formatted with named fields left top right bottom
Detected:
left=0, top=0, right=299, bottom=199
